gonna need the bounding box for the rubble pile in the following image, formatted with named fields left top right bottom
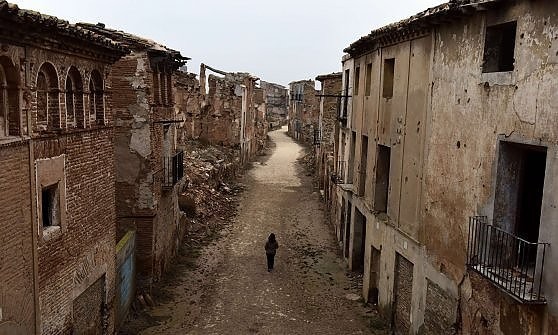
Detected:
left=177, top=141, right=244, bottom=240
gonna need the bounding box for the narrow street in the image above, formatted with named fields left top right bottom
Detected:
left=127, top=127, right=376, bottom=335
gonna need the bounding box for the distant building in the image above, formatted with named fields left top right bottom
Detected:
left=333, top=0, right=558, bottom=333
left=287, top=79, right=319, bottom=143
left=175, top=64, right=267, bottom=165
left=260, top=81, right=288, bottom=128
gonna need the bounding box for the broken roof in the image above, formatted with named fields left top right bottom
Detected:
left=76, top=22, right=189, bottom=64
left=344, top=0, right=503, bottom=56
left=0, top=1, right=127, bottom=54
left=316, top=72, right=342, bottom=82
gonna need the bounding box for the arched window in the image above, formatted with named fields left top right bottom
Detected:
left=89, top=70, right=104, bottom=125
left=66, top=67, right=84, bottom=128
left=65, top=76, right=75, bottom=126
left=0, top=57, right=20, bottom=137
left=36, top=63, right=59, bottom=130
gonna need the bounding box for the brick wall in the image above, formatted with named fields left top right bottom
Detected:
left=0, top=141, right=35, bottom=335
left=423, top=279, right=457, bottom=334
left=72, top=276, right=106, bottom=334
left=393, top=253, right=413, bottom=335
left=36, top=129, right=117, bottom=334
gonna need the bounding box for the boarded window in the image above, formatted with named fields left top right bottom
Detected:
left=382, top=58, right=395, bottom=98
left=482, top=21, right=517, bottom=73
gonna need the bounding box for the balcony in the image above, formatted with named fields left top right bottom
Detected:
left=466, top=216, right=549, bottom=303
left=331, top=161, right=346, bottom=184
left=162, top=150, right=184, bottom=190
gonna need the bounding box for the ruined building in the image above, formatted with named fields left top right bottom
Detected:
left=0, top=2, right=127, bottom=333
left=260, top=80, right=288, bottom=128
left=333, top=0, right=558, bottom=333
left=77, top=23, right=189, bottom=289
left=175, top=64, right=266, bottom=165
left=315, top=73, right=342, bottom=211
left=287, top=79, right=319, bottom=143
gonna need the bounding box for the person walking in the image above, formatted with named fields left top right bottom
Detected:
left=265, top=233, right=279, bottom=272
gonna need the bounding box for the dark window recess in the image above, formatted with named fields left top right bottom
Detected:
left=382, top=58, right=395, bottom=98
left=342, top=69, right=350, bottom=118
left=42, top=184, right=59, bottom=228
left=374, top=145, right=391, bottom=212
left=163, top=150, right=184, bottom=189
left=354, top=66, right=361, bottom=96
left=482, top=21, right=517, bottom=73
left=365, top=63, right=372, bottom=96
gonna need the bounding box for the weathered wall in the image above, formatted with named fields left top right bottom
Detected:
left=334, top=1, right=558, bottom=334
left=111, top=51, right=183, bottom=286
left=35, top=130, right=117, bottom=335
left=426, top=2, right=558, bottom=333
left=0, top=142, right=35, bottom=335
left=174, top=66, right=266, bottom=165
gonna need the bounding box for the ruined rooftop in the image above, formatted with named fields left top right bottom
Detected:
left=344, top=0, right=503, bottom=56
left=76, top=22, right=189, bottom=65
left=0, top=1, right=127, bottom=54
left=316, top=72, right=342, bottom=82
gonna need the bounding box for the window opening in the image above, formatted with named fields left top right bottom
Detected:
left=354, top=66, right=360, bottom=96
left=65, top=77, right=75, bottom=126
left=42, top=183, right=60, bottom=228
left=382, top=58, right=395, bottom=98
left=494, top=142, right=546, bottom=246
left=365, top=63, right=372, bottom=96
left=482, top=21, right=517, bottom=73
left=374, top=145, right=391, bottom=212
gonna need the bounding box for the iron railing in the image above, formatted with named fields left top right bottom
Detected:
left=466, top=216, right=549, bottom=303
left=331, top=161, right=346, bottom=184
left=162, top=150, right=184, bottom=190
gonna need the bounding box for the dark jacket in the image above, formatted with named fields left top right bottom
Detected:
left=265, top=240, right=279, bottom=255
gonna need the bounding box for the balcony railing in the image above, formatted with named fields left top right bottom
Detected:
left=331, top=161, right=346, bottom=184
left=162, top=150, right=184, bottom=190
left=466, top=216, right=549, bottom=303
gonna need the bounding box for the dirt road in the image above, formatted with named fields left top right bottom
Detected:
left=126, top=127, right=375, bottom=334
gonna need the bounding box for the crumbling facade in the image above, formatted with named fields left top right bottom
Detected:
left=175, top=64, right=266, bottom=165
left=287, top=79, right=319, bottom=143
left=334, top=0, right=558, bottom=333
left=0, top=2, right=126, bottom=334
left=260, top=81, right=288, bottom=128
left=78, top=23, right=188, bottom=288
left=315, top=73, right=342, bottom=212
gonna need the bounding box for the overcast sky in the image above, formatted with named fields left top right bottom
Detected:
left=16, top=0, right=445, bottom=86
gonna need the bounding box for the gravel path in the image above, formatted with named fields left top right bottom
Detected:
left=128, top=127, right=375, bottom=335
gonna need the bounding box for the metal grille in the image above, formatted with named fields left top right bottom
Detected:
left=466, top=216, right=549, bottom=303
left=162, top=150, right=184, bottom=189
